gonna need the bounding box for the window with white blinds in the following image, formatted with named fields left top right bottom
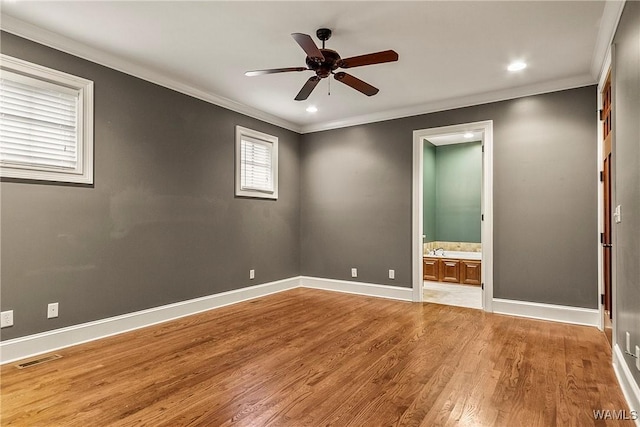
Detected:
left=0, top=55, right=94, bottom=184
left=240, top=136, right=273, bottom=192
left=235, top=126, right=278, bottom=199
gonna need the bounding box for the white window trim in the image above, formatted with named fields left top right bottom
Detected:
left=235, top=125, right=278, bottom=200
left=0, top=54, right=94, bottom=184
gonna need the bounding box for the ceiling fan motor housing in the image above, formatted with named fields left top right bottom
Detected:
left=306, top=49, right=341, bottom=78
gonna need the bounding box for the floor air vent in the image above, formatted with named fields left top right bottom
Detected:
left=16, top=354, right=62, bottom=369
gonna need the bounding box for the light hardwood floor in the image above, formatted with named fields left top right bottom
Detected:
left=1, top=288, right=631, bottom=426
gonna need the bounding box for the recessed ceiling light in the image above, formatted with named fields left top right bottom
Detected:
left=464, top=132, right=474, bottom=139
left=306, top=105, right=318, bottom=113
left=507, top=61, right=527, bottom=72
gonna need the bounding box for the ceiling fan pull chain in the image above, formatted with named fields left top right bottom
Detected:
left=328, top=76, right=331, bottom=95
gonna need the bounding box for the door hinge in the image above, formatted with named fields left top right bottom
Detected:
left=482, top=145, right=484, bottom=153
left=601, top=294, right=605, bottom=304
left=600, top=171, right=604, bottom=182
left=481, top=283, right=484, bottom=290
left=481, top=214, right=484, bottom=221
left=599, top=109, right=603, bottom=121
left=601, top=232, right=604, bottom=243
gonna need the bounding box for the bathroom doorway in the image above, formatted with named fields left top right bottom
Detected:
left=412, top=121, right=493, bottom=311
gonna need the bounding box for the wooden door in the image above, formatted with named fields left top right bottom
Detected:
left=601, top=71, right=613, bottom=344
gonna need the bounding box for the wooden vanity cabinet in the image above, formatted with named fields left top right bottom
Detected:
left=460, top=260, right=482, bottom=285
left=422, top=257, right=439, bottom=281
left=439, top=259, right=460, bottom=283
left=423, top=256, right=481, bottom=286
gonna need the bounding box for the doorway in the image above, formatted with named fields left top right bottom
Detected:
left=412, top=121, right=494, bottom=311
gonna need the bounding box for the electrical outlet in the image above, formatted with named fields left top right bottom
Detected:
left=636, top=346, right=640, bottom=371
left=249, top=269, right=255, bottom=280
left=351, top=268, right=357, bottom=278
left=1, top=310, right=14, bottom=328
left=47, top=303, right=59, bottom=319
left=389, top=269, right=395, bottom=280
left=627, top=331, right=631, bottom=353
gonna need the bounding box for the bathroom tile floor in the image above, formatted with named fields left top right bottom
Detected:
left=423, top=281, right=482, bottom=309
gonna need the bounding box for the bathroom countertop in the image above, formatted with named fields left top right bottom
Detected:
left=424, top=251, right=481, bottom=260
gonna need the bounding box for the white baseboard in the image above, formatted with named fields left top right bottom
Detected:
left=492, top=298, right=600, bottom=327
left=613, top=344, right=640, bottom=425
left=300, top=276, right=413, bottom=301
left=0, top=277, right=300, bottom=364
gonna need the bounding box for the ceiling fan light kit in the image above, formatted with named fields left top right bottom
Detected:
left=245, top=28, right=398, bottom=101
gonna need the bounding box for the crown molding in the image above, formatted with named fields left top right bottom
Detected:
left=590, top=0, right=626, bottom=81
left=0, top=14, right=302, bottom=134
left=300, top=74, right=596, bottom=134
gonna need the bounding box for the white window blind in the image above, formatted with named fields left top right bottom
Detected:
left=235, top=125, right=278, bottom=199
left=0, top=73, right=79, bottom=170
left=240, top=136, right=273, bottom=193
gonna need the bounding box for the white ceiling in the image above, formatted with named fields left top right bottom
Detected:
left=0, top=1, right=620, bottom=133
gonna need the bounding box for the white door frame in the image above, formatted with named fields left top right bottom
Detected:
left=412, top=120, right=494, bottom=311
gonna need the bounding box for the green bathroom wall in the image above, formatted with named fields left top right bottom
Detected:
left=435, top=141, right=482, bottom=242
left=423, top=142, right=436, bottom=243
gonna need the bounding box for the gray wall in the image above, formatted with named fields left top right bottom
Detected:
left=301, top=86, right=598, bottom=308
left=300, top=123, right=413, bottom=286
left=434, top=142, right=482, bottom=243
left=423, top=142, right=436, bottom=243
left=0, top=32, right=301, bottom=340
left=612, top=1, right=640, bottom=386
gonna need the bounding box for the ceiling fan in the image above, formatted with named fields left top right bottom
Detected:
left=245, top=28, right=399, bottom=101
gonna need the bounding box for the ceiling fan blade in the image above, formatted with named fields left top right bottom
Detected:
left=245, top=67, right=308, bottom=76
left=295, top=76, right=321, bottom=101
left=334, top=72, right=379, bottom=96
left=291, top=33, right=324, bottom=62
left=339, top=50, right=399, bottom=69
